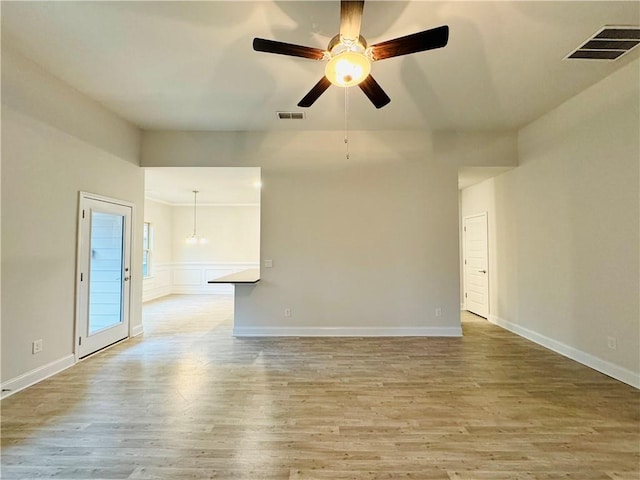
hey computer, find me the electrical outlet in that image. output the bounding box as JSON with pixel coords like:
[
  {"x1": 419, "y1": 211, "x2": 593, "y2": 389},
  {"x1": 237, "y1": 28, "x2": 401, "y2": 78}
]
[
  {"x1": 264, "y1": 259, "x2": 273, "y2": 268},
  {"x1": 284, "y1": 308, "x2": 291, "y2": 317},
  {"x1": 435, "y1": 308, "x2": 442, "y2": 317},
  {"x1": 32, "y1": 339, "x2": 43, "y2": 354},
  {"x1": 607, "y1": 337, "x2": 617, "y2": 350}
]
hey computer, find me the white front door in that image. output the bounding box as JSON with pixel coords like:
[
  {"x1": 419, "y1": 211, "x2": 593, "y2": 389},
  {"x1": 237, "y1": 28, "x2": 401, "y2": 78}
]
[
  {"x1": 463, "y1": 212, "x2": 489, "y2": 318},
  {"x1": 76, "y1": 193, "x2": 132, "y2": 358}
]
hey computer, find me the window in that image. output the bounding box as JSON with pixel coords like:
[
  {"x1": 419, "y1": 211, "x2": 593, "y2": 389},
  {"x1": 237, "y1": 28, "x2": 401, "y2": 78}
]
[{"x1": 143, "y1": 222, "x2": 151, "y2": 277}]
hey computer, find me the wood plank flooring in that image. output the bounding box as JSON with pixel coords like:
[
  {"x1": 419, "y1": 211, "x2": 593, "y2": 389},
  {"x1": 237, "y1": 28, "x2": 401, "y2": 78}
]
[{"x1": 2, "y1": 294, "x2": 638, "y2": 479}]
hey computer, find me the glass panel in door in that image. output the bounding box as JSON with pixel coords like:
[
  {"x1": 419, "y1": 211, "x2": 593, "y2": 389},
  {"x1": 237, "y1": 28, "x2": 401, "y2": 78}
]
[{"x1": 89, "y1": 211, "x2": 125, "y2": 334}]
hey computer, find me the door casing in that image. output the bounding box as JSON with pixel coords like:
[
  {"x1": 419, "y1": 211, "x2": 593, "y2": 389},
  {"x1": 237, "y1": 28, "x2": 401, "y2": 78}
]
[
  {"x1": 462, "y1": 212, "x2": 489, "y2": 318},
  {"x1": 75, "y1": 192, "x2": 135, "y2": 360}
]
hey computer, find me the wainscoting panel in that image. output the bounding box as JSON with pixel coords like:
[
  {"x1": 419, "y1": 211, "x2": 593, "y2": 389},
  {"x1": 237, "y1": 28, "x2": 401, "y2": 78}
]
[
  {"x1": 172, "y1": 268, "x2": 203, "y2": 288},
  {"x1": 143, "y1": 262, "x2": 258, "y2": 300},
  {"x1": 142, "y1": 264, "x2": 172, "y2": 302}
]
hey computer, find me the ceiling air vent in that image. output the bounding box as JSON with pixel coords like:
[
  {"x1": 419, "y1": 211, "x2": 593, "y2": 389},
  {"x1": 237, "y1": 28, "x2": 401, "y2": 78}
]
[
  {"x1": 566, "y1": 26, "x2": 640, "y2": 60},
  {"x1": 276, "y1": 111, "x2": 305, "y2": 120}
]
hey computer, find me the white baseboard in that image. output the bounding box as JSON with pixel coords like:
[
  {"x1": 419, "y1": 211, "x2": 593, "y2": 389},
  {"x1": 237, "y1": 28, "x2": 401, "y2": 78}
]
[
  {"x1": 142, "y1": 286, "x2": 172, "y2": 303},
  {"x1": 172, "y1": 285, "x2": 234, "y2": 295},
  {"x1": 1, "y1": 354, "x2": 76, "y2": 399},
  {"x1": 143, "y1": 262, "x2": 253, "y2": 301},
  {"x1": 234, "y1": 326, "x2": 462, "y2": 337},
  {"x1": 489, "y1": 314, "x2": 640, "y2": 389},
  {"x1": 131, "y1": 324, "x2": 144, "y2": 337}
]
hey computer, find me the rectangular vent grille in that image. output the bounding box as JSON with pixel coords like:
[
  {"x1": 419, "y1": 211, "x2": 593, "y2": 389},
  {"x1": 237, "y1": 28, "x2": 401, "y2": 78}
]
[
  {"x1": 277, "y1": 112, "x2": 305, "y2": 120},
  {"x1": 566, "y1": 26, "x2": 640, "y2": 61}
]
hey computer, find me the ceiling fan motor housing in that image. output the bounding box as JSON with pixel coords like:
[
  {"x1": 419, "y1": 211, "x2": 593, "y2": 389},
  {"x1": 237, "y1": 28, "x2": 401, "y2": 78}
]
[
  {"x1": 325, "y1": 35, "x2": 372, "y2": 86},
  {"x1": 327, "y1": 34, "x2": 369, "y2": 54}
]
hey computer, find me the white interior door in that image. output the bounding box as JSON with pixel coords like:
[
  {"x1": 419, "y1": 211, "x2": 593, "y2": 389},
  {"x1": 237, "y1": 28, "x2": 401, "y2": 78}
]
[
  {"x1": 463, "y1": 212, "x2": 489, "y2": 318},
  {"x1": 77, "y1": 193, "x2": 132, "y2": 358}
]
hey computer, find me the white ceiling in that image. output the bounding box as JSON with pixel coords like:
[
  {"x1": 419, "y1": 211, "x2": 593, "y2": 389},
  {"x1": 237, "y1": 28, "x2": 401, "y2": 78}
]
[
  {"x1": 458, "y1": 166, "x2": 514, "y2": 190},
  {"x1": 145, "y1": 167, "x2": 261, "y2": 205},
  {"x1": 2, "y1": 1, "x2": 638, "y2": 132}
]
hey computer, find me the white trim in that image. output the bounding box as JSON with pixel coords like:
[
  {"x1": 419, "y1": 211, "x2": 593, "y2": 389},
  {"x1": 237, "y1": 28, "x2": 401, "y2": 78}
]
[
  {"x1": 233, "y1": 326, "x2": 463, "y2": 337},
  {"x1": 80, "y1": 191, "x2": 135, "y2": 209},
  {"x1": 171, "y1": 261, "x2": 258, "y2": 267},
  {"x1": 128, "y1": 199, "x2": 137, "y2": 340},
  {"x1": 172, "y1": 285, "x2": 234, "y2": 295},
  {"x1": 176, "y1": 202, "x2": 260, "y2": 208},
  {"x1": 1, "y1": 354, "x2": 75, "y2": 399},
  {"x1": 145, "y1": 195, "x2": 259, "y2": 208},
  {"x1": 142, "y1": 263, "x2": 172, "y2": 302},
  {"x1": 144, "y1": 195, "x2": 173, "y2": 206},
  {"x1": 75, "y1": 192, "x2": 134, "y2": 359},
  {"x1": 131, "y1": 324, "x2": 144, "y2": 337},
  {"x1": 172, "y1": 267, "x2": 203, "y2": 286},
  {"x1": 462, "y1": 211, "x2": 489, "y2": 317},
  {"x1": 142, "y1": 261, "x2": 258, "y2": 300},
  {"x1": 142, "y1": 288, "x2": 172, "y2": 303},
  {"x1": 489, "y1": 314, "x2": 640, "y2": 389}
]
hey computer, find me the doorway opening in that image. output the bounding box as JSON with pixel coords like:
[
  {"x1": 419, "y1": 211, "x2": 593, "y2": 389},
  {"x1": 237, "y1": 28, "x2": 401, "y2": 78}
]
[
  {"x1": 458, "y1": 166, "x2": 513, "y2": 322},
  {"x1": 141, "y1": 167, "x2": 261, "y2": 330},
  {"x1": 462, "y1": 212, "x2": 489, "y2": 318}
]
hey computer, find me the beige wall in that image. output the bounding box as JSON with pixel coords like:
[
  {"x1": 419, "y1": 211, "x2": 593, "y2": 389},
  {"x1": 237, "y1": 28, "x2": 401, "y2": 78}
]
[
  {"x1": 143, "y1": 198, "x2": 260, "y2": 268},
  {"x1": 6, "y1": 20, "x2": 634, "y2": 390},
  {"x1": 235, "y1": 156, "x2": 461, "y2": 333},
  {"x1": 1, "y1": 48, "x2": 144, "y2": 384},
  {"x1": 172, "y1": 205, "x2": 260, "y2": 264},
  {"x1": 142, "y1": 130, "x2": 463, "y2": 334},
  {"x1": 1, "y1": 46, "x2": 140, "y2": 165},
  {"x1": 143, "y1": 198, "x2": 260, "y2": 301},
  {"x1": 461, "y1": 58, "x2": 640, "y2": 386},
  {"x1": 435, "y1": 131, "x2": 518, "y2": 167},
  {"x1": 144, "y1": 198, "x2": 173, "y2": 266}
]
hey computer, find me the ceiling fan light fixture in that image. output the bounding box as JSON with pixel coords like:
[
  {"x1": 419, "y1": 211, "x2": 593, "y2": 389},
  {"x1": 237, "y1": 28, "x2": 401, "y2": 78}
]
[{"x1": 325, "y1": 51, "x2": 371, "y2": 87}]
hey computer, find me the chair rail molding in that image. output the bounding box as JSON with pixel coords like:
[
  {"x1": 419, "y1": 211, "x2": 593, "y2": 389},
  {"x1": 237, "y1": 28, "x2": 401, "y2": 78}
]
[{"x1": 143, "y1": 261, "x2": 259, "y2": 301}]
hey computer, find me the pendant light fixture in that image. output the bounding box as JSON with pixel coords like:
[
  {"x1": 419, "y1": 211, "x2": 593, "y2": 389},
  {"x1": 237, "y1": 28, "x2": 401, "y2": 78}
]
[{"x1": 185, "y1": 190, "x2": 207, "y2": 245}]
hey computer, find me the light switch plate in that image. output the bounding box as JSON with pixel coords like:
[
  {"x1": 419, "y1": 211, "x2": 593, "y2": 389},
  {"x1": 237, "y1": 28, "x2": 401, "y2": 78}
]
[{"x1": 264, "y1": 259, "x2": 273, "y2": 268}]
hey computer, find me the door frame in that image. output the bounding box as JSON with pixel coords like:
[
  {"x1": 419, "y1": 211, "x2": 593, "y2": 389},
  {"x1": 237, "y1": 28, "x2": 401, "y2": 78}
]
[
  {"x1": 74, "y1": 191, "x2": 135, "y2": 361},
  {"x1": 462, "y1": 211, "x2": 489, "y2": 317}
]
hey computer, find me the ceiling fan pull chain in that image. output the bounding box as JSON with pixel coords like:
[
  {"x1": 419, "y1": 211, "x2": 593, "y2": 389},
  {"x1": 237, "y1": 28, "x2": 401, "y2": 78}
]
[{"x1": 344, "y1": 86, "x2": 350, "y2": 160}]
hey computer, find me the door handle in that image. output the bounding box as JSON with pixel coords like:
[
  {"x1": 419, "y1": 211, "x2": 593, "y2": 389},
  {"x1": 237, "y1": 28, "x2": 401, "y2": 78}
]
[{"x1": 478, "y1": 270, "x2": 487, "y2": 274}]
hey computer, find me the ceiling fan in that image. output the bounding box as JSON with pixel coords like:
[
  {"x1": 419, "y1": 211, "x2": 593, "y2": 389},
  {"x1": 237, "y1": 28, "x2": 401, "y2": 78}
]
[{"x1": 253, "y1": 0, "x2": 449, "y2": 109}]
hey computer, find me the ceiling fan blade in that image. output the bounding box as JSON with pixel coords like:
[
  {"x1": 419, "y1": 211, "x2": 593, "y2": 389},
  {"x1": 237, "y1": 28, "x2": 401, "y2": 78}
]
[
  {"x1": 253, "y1": 38, "x2": 325, "y2": 60},
  {"x1": 370, "y1": 25, "x2": 449, "y2": 61},
  {"x1": 358, "y1": 75, "x2": 391, "y2": 109},
  {"x1": 298, "y1": 76, "x2": 332, "y2": 107},
  {"x1": 340, "y1": 1, "x2": 365, "y2": 41}
]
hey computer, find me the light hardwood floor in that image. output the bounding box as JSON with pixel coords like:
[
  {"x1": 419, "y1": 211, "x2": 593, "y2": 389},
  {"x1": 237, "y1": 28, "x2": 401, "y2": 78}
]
[{"x1": 2, "y1": 295, "x2": 638, "y2": 479}]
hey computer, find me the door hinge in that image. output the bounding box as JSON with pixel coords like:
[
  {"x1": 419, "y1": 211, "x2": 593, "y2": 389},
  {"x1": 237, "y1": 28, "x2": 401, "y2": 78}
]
[
  {"x1": 80, "y1": 272, "x2": 84, "y2": 282},
  {"x1": 465, "y1": 292, "x2": 468, "y2": 298},
  {"x1": 82, "y1": 209, "x2": 85, "y2": 219},
  {"x1": 464, "y1": 226, "x2": 466, "y2": 232},
  {"x1": 464, "y1": 260, "x2": 467, "y2": 265},
  {"x1": 78, "y1": 336, "x2": 82, "y2": 346}
]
